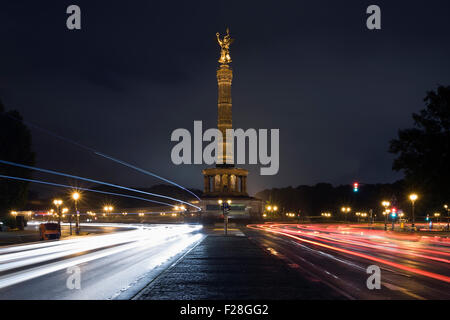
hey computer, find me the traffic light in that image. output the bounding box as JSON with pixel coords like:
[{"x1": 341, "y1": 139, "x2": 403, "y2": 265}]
[
  {"x1": 426, "y1": 214, "x2": 430, "y2": 221},
  {"x1": 391, "y1": 207, "x2": 397, "y2": 218},
  {"x1": 353, "y1": 182, "x2": 359, "y2": 192}
]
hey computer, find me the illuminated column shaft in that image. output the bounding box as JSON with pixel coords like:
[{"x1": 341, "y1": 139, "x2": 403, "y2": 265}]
[{"x1": 217, "y1": 64, "x2": 233, "y2": 165}]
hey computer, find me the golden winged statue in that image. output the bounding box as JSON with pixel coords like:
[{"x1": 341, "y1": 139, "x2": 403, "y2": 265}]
[{"x1": 216, "y1": 28, "x2": 234, "y2": 64}]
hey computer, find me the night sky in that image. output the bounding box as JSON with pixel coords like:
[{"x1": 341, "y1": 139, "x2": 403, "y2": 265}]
[{"x1": 1, "y1": 1, "x2": 449, "y2": 196}]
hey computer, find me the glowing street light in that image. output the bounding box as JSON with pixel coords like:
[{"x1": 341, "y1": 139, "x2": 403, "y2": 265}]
[
  {"x1": 341, "y1": 207, "x2": 351, "y2": 222},
  {"x1": 355, "y1": 212, "x2": 367, "y2": 222},
  {"x1": 266, "y1": 205, "x2": 278, "y2": 213},
  {"x1": 409, "y1": 193, "x2": 418, "y2": 230},
  {"x1": 53, "y1": 199, "x2": 63, "y2": 225},
  {"x1": 434, "y1": 212, "x2": 441, "y2": 224},
  {"x1": 381, "y1": 201, "x2": 391, "y2": 231},
  {"x1": 104, "y1": 206, "x2": 113, "y2": 214},
  {"x1": 71, "y1": 192, "x2": 81, "y2": 235},
  {"x1": 218, "y1": 199, "x2": 232, "y2": 235},
  {"x1": 381, "y1": 201, "x2": 390, "y2": 208},
  {"x1": 442, "y1": 204, "x2": 449, "y2": 231}
]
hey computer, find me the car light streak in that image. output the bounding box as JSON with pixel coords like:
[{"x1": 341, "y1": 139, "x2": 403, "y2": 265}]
[
  {"x1": 3, "y1": 114, "x2": 201, "y2": 201},
  {"x1": 0, "y1": 224, "x2": 202, "y2": 290},
  {"x1": 0, "y1": 160, "x2": 200, "y2": 210},
  {"x1": 248, "y1": 224, "x2": 450, "y2": 283}
]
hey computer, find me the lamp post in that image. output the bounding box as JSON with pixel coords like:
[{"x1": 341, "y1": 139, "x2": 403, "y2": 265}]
[
  {"x1": 104, "y1": 205, "x2": 113, "y2": 217},
  {"x1": 72, "y1": 192, "x2": 80, "y2": 235},
  {"x1": 266, "y1": 205, "x2": 272, "y2": 218},
  {"x1": 409, "y1": 193, "x2": 418, "y2": 230},
  {"x1": 382, "y1": 210, "x2": 387, "y2": 230},
  {"x1": 434, "y1": 212, "x2": 441, "y2": 225},
  {"x1": 180, "y1": 205, "x2": 186, "y2": 218},
  {"x1": 62, "y1": 208, "x2": 68, "y2": 219},
  {"x1": 321, "y1": 212, "x2": 332, "y2": 219},
  {"x1": 341, "y1": 207, "x2": 351, "y2": 223},
  {"x1": 219, "y1": 199, "x2": 231, "y2": 235},
  {"x1": 381, "y1": 201, "x2": 390, "y2": 231},
  {"x1": 265, "y1": 204, "x2": 278, "y2": 219},
  {"x1": 53, "y1": 199, "x2": 63, "y2": 226},
  {"x1": 444, "y1": 204, "x2": 449, "y2": 231}
]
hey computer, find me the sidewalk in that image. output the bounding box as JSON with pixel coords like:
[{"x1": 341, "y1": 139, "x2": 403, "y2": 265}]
[
  {"x1": 0, "y1": 230, "x2": 39, "y2": 245},
  {"x1": 134, "y1": 230, "x2": 343, "y2": 300}
]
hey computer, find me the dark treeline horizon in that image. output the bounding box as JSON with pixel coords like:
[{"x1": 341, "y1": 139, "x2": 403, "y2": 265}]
[{"x1": 255, "y1": 180, "x2": 441, "y2": 220}]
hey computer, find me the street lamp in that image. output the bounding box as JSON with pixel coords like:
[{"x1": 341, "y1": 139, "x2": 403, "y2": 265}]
[
  {"x1": 381, "y1": 201, "x2": 390, "y2": 231},
  {"x1": 434, "y1": 212, "x2": 441, "y2": 224},
  {"x1": 444, "y1": 204, "x2": 449, "y2": 231},
  {"x1": 218, "y1": 199, "x2": 231, "y2": 235},
  {"x1": 53, "y1": 199, "x2": 63, "y2": 226},
  {"x1": 265, "y1": 204, "x2": 278, "y2": 219},
  {"x1": 341, "y1": 207, "x2": 351, "y2": 222},
  {"x1": 409, "y1": 193, "x2": 418, "y2": 230},
  {"x1": 104, "y1": 206, "x2": 113, "y2": 214},
  {"x1": 382, "y1": 210, "x2": 388, "y2": 230},
  {"x1": 72, "y1": 192, "x2": 80, "y2": 235}
]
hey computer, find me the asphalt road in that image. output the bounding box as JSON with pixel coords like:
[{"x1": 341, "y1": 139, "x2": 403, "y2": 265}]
[
  {"x1": 0, "y1": 223, "x2": 204, "y2": 299},
  {"x1": 247, "y1": 223, "x2": 450, "y2": 299}
]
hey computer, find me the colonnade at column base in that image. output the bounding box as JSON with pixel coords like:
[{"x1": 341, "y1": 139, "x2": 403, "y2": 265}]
[{"x1": 202, "y1": 167, "x2": 249, "y2": 197}]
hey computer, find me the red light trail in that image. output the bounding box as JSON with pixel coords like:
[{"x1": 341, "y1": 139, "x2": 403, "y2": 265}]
[{"x1": 248, "y1": 224, "x2": 450, "y2": 283}]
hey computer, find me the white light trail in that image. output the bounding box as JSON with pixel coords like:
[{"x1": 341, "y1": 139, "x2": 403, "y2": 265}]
[{"x1": 0, "y1": 224, "x2": 202, "y2": 290}]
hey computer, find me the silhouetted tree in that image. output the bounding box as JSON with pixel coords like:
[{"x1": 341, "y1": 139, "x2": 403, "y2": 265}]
[
  {"x1": 0, "y1": 99, "x2": 35, "y2": 218},
  {"x1": 389, "y1": 85, "x2": 450, "y2": 208}
]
